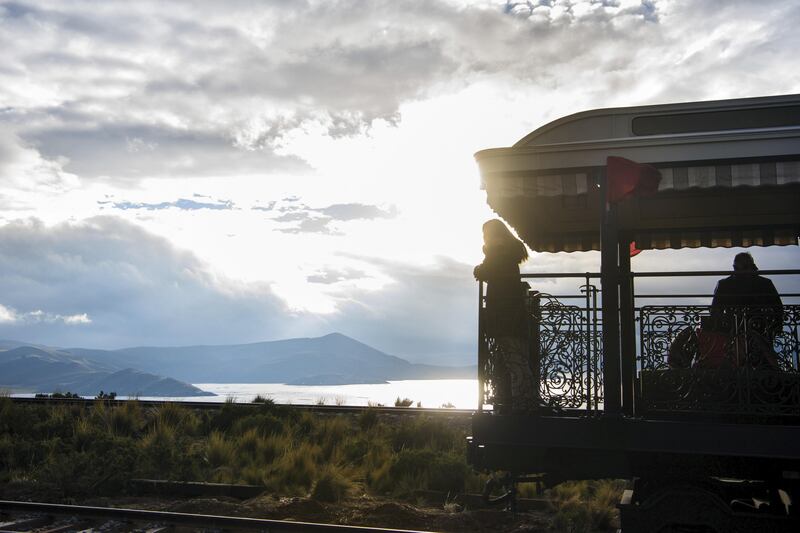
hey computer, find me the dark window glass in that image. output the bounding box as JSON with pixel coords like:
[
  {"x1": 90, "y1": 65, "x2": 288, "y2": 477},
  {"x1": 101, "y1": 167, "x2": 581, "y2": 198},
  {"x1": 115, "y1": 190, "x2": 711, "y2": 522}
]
[{"x1": 632, "y1": 105, "x2": 800, "y2": 136}]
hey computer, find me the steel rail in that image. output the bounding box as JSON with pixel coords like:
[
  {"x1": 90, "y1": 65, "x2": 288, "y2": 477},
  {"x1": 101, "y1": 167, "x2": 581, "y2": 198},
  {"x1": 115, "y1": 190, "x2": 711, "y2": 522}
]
[
  {"x1": 5, "y1": 397, "x2": 475, "y2": 416},
  {"x1": 519, "y1": 269, "x2": 800, "y2": 279},
  {"x1": 0, "y1": 500, "x2": 438, "y2": 533}
]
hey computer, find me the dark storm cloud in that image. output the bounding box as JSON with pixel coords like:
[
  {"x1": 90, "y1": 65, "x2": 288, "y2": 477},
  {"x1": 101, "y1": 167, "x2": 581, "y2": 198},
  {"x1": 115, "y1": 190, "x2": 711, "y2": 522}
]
[
  {"x1": 3, "y1": 0, "x2": 797, "y2": 189},
  {"x1": 0, "y1": 0, "x2": 693, "y2": 183},
  {"x1": 0, "y1": 216, "x2": 479, "y2": 361},
  {"x1": 21, "y1": 123, "x2": 309, "y2": 180},
  {"x1": 326, "y1": 256, "x2": 478, "y2": 364},
  {"x1": 0, "y1": 217, "x2": 314, "y2": 348},
  {"x1": 112, "y1": 198, "x2": 234, "y2": 211}
]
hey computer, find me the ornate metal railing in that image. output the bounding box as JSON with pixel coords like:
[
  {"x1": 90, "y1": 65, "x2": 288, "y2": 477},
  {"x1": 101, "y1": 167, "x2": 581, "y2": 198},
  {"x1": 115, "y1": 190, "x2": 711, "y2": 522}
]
[
  {"x1": 478, "y1": 270, "x2": 800, "y2": 418},
  {"x1": 479, "y1": 286, "x2": 603, "y2": 412},
  {"x1": 638, "y1": 304, "x2": 800, "y2": 419}
]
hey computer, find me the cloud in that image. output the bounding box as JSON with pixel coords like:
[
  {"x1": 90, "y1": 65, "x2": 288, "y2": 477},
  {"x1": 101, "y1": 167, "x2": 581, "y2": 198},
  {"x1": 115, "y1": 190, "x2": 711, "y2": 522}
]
[
  {"x1": 1, "y1": 0, "x2": 799, "y2": 362},
  {"x1": 251, "y1": 201, "x2": 277, "y2": 212},
  {"x1": 3, "y1": 0, "x2": 799, "y2": 188},
  {"x1": 0, "y1": 216, "x2": 314, "y2": 348},
  {"x1": 112, "y1": 198, "x2": 235, "y2": 211},
  {"x1": 275, "y1": 216, "x2": 342, "y2": 235},
  {"x1": 0, "y1": 303, "x2": 17, "y2": 323},
  {"x1": 0, "y1": 304, "x2": 92, "y2": 325},
  {"x1": 0, "y1": 215, "x2": 481, "y2": 361},
  {"x1": 319, "y1": 203, "x2": 397, "y2": 221},
  {"x1": 0, "y1": 130, "x2": 80, "y2": 201},
  {"x1": 272, "y1": 202, "x2": 397, "y2": 234},
  {"x1": 307, "y1": 267, "x2": 366, "y2": 285},
  {"x1": 323, "y1": 256, "x2": 479, "y2": 364}
]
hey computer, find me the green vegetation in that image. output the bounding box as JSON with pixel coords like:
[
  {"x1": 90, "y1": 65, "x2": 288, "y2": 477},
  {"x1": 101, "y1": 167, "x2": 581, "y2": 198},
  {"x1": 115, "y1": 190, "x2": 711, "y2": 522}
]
[
  {"x1": 0, "y1": 397, "x2": 623, "y2": 531},
  {"x1": 0, "y1": 397, "x2": 475, "y2": 500},
  {"x1": 394, "y1": 397, "x2": 413, "y2": 407},
  {"x1": 546, "y1": 480, "x2": 627, "y2": 532},
  {"x1": 34, "y1": 392, "x2": 82, "y2": 399}
]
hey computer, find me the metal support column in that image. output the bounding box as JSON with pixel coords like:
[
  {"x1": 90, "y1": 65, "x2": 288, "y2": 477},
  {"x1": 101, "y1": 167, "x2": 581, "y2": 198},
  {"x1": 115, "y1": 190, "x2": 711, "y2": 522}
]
[
  {"x1": 619, "y1": 236, "x2": 636, "y2": 416},
  {"x1": 600, "y1": 171, "x2": 622, "y2": 415}
]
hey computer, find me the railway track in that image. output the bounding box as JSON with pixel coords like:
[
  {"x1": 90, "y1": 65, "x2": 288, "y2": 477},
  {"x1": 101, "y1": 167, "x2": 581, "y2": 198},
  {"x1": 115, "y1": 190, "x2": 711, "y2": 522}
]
[
  {"x1": 0, "y1": 500, "x2": 439, "y2": 533},
  {"x1": 7, "y1": 397, "x2": 474, "y2": 417}
]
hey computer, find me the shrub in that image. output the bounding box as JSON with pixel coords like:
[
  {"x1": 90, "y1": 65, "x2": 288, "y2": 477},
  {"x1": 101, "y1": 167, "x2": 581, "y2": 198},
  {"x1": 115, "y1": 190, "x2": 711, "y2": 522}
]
[
  {"x1": 395, "y1": 397, "x2": 413, "y2": 407},
  {"x1": 553, "y1": 499, "x2": 593, "y2": 533},
  {"x1": 0, "y1": 397, "x2": 29, "y2": 435},
  {"x1": 33, "y1": 405, "x2": 74, "y2": 439},
  {"x1": 252, "y1": 395, "x2": 275, "y2": 405},
  {"x1": 314, "y1": 416, "x2": 349, "y2": 459},
  {"x1": 388, "y1": 449, "x2": 467, "y2": 494},
  {"x1": 235, "y1": 428, "x2": 262, "y2": 462},
  {"x1": 292, "y1": 411, "x2": 317, "y2": 438},
  {"x1": 341, "y1": 437, "x2": 369, "y2": 466},
  {"x1": 231, "y1": 413, "x2": 284, "y2": 437},
  {"x1": 588, "y1": 479, "x2": 625, "y2": 530},
  {"x1": 390, "y1": 417, "x2": 459, "y2": 452},
  {"x1": 266, "y1": 443, "x2": 319, "y2": 494},
  {"x1": 36, "y1": 436, "x2": 139, "y2": 497},
  {"x1": 424, "y1": 453, "x2": 468, "y2": 493},
  {"x1": 209, "y1": 402, "x2": 250, "y2": 433},
  {"x1": 205, "y1": 431, "x2": 235, "y2": 469},
  {"x1": 110, "y1": 401, "x2": 144, "y2": 437},
  {"x1": 139, "y1": 422, "x2": 179, "y2": 476},
  {"x1": 153, "y1": 403, "x2": 200, "y2": 435},
  {"x1": 547, "y1": 480, "x2": 624, "y2": 532},
  {"x1": 257, "y1": 433, "x2": 289, "y2": 465},
  {"x1": 358, "y1": 408, "x2": 379, "y2": 431},
  {"x1": 311, "y1": 466, "x2": 353, "y2": 502}
]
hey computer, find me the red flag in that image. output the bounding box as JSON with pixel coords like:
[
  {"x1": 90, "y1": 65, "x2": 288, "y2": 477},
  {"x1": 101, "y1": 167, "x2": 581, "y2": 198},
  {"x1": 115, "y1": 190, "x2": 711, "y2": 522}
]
[
  {"x1": 629, "y1": 241, "x2": 642, "y2": 257},
  {"x1": 606, "y1": 156, "x2": 662, "y2": 203}
]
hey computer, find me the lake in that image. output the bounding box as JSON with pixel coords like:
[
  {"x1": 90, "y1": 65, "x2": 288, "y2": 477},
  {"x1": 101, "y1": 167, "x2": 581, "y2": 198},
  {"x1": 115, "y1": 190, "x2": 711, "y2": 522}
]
[{"x1": 134, "y1": 379, "x2": 479, "y2": 409}]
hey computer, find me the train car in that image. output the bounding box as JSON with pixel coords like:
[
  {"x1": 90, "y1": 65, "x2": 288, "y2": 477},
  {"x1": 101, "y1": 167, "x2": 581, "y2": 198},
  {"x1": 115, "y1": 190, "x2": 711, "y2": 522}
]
[{"x1": 466, "y1": 94, "x2": 800, "y2": 532}]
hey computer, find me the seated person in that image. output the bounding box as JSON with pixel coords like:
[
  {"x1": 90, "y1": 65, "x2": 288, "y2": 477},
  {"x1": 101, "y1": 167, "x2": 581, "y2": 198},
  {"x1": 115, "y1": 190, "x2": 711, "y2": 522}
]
[
  {"x1": 668, "y1": 253, "x2": 783, "y2": 370},
  {"x1": 702, "y1": 252, "x2": 783, "y2": 368}
]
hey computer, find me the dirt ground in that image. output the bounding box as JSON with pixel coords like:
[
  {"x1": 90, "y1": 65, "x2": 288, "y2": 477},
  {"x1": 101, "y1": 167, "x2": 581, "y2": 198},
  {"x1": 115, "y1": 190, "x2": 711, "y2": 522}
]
[
  {"x1": 1, "y1": 479, "x2": 557, "y2": 532},
  {"x1": 80, "y1": 494, "x2": 555, "y2": 532}
]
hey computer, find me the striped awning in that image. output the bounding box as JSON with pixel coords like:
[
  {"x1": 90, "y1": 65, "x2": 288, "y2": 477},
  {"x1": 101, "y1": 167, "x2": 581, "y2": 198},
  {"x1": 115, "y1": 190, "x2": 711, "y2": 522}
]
[
  {"x1": 486, "y1": 160, "x2": 800, "y2": 199},
  {"x1": 484, "y1": 159, "x2": 800, "y2": 253}
]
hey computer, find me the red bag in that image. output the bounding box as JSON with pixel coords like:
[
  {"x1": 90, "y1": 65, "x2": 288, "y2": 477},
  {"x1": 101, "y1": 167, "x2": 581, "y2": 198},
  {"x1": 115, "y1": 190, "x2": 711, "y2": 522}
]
[{"x1": 694, "y1": 329, "x2": 733, "y2": 369}]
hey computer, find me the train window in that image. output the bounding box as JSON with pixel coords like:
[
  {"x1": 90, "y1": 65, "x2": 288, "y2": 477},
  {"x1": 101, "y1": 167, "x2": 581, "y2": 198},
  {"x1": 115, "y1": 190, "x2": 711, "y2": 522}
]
[{"x1": 632, "y1": 105, "x2": 800, "y2": 135}]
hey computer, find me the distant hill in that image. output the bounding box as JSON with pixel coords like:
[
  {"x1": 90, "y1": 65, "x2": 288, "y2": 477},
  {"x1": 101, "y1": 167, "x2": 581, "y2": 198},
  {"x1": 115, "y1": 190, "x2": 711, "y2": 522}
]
[
  {"x1": 0, "y1": 345, "x2": 212, "y2": 397},
  {"x1": 65, "y1": 333, "x2": 476, "y2": 385}
]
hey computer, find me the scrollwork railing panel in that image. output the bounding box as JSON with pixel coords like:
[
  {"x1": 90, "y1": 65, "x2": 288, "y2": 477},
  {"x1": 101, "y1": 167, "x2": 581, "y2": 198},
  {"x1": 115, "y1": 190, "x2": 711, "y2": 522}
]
[
  {"x1": 638, "y1": 304, "x2": 800, "y2": 418},
  {"x1": 480, "y1": 291, "x2": 602, "y2": 411}
]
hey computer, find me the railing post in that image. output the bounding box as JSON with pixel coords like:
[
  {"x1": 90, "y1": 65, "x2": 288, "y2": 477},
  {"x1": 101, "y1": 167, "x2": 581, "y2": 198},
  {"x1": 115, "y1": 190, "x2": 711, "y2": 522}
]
[
  {"x1": 529, "y1": 290, "x2": 542, "y2": 406},
  {"x1": 584, "y1": 273, "x2": 593, "y2": 413},
  {"x1": 600, "y1": 170, "x2": 622, "y2": 415},
  {"x1": 478, "y1": 281, "x2": 485, "y2": 412},
  {"x1": 592, "y1": 284, "x2": 600, "y2": 412},
  {"x1": 619, "y1": 237, "x2": 636, "y2": 417}
]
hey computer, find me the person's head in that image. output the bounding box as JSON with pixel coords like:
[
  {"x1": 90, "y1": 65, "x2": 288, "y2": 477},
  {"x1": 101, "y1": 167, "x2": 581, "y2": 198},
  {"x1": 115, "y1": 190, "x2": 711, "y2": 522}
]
[
  {"x1": 733, "y1": 252, "x2": 758, "y2": 273},
  {"x1": 482, "y1": 219, "x2": 529, "y2": 264}
]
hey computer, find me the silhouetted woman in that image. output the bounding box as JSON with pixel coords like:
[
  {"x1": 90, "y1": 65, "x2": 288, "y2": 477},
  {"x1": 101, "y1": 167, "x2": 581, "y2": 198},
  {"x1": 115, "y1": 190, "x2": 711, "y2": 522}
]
[{"x1": 474, "y1": 219, "x2": 537, "y2": 412}]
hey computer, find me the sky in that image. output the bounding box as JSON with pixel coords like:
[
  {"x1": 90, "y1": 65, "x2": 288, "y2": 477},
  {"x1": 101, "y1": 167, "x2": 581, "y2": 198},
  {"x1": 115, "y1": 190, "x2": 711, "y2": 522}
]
[{"x1": 0, "y1": 0, "x2": 799, "y2": 364}]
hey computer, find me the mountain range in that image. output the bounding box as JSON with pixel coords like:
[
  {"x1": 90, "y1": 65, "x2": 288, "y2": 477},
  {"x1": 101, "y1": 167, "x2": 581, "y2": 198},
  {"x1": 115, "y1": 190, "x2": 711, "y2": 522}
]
[
  {"x1": 0, "y1": 345, "x2": 210, "y2": 396},
  {"x1": 0, "y1": 333, "x2": 475, "y2": 396}
]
